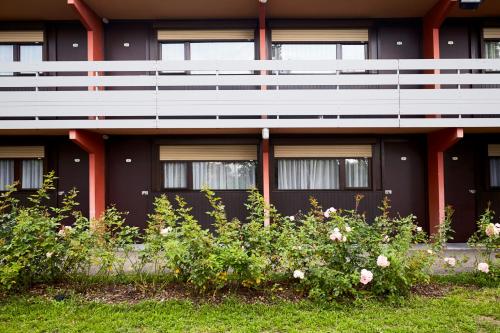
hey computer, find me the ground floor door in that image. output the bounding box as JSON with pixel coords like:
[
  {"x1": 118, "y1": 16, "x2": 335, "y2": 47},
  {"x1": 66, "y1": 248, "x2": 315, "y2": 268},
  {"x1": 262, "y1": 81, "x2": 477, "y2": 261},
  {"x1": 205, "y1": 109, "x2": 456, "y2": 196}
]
[
  {"x1": 382, "y1": 139, "x2": 427, "y2": 231},
  {"x1": 445, "y1": 141, "x2": 477, "y2": 243}
]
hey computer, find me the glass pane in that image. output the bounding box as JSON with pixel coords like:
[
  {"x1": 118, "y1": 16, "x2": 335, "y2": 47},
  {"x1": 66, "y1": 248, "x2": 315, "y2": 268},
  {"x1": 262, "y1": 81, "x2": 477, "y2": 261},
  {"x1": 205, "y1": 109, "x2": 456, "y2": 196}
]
[
  {"x1": 161, "y1": 43, "x2": 185, "y2": 60},
  {"x1": 20, "y1": 45, "x2": 43, "y2": 62},
  {"x1": 0, "y1": 45, "x2": 14, "y2": 76},
  {"x1": 277, "y1": 159, "x2": 340, "y2": 190},
  {"x1": 190, "y1": 42, "x2": 254, "y2": 61},
  {"x1": 345, "y1": 158, "x2": 369, "y2": 188},
  {"x1": 341, "y1": 44, "x2": 366, "y2": 60},
  {"x1": 485, "y1": 41, "x2": 500, "y2": 59},
  {"x1": 190, "y1": 42, "x2": 254, "y2": 74},
  {"x1": 192, "y1": 161, "x2": 256, "y2": 190},
  {"x1": 21, "y1": 159, "x2": 43, "y2": 189},
  {"x1": 163, "y1": 162, "x2": 187, "y2": 189},
  {"x1": 272, "y1": 44, "x2": 337, "y2": 60},
  {"x1": 0, "y1": 160, "x2": 15, "y2": 191},
  {"x1": 490, "y1": 158, "x2": 500, "y2": 187}
]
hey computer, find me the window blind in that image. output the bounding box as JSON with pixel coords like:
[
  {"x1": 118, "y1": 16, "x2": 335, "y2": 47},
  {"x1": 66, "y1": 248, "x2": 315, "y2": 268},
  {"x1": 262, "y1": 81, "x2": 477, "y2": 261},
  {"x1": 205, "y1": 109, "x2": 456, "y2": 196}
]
[
  {"x1": 160, "y1": 145, "x2": 257, "y2": 161},
  {"x1": 0, "y1": 30, "x2": 43, "y2": 43},
  {"x1": 274, "y1": 145, "x2": 372, "y2": 158},
  {"x1": 0, "y1": 146, "x2": 44, "y2": 158},
  {"x1": 157, "y1": 29, "x2": 255, "y2": 41},
  {"x1": 271, "y1": 29, "x2": 369, "y2": 42}
]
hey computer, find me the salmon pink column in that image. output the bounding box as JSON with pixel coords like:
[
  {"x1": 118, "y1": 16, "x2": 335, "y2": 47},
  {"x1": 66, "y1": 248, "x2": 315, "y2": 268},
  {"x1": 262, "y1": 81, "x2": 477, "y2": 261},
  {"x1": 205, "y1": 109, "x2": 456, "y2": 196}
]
[
  {"x1": 259, "y1": 1, "x2": 271, "y2": 225},
  {"x1": 427, "y1": 128, "x2": 463, "y2": 235},
  {"x1": 67, "y1": 0, "x2": 104, "y2": 61},
  {"x1": 69, "y1": 130, "x2": 105, "y2": 219}
]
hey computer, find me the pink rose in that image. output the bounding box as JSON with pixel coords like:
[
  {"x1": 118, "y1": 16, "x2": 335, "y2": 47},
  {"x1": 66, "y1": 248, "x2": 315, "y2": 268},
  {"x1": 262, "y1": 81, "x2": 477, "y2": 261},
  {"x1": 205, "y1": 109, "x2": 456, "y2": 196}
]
[
  {"x1": 376, "y1": 255, "x2": 390, "y2": 268},
  {"x1": 477, "y1": 262, "x2": 489, "y2": 273},
  {"x1": 360, "y1": 269, "x2": 373, "y2": 285}
]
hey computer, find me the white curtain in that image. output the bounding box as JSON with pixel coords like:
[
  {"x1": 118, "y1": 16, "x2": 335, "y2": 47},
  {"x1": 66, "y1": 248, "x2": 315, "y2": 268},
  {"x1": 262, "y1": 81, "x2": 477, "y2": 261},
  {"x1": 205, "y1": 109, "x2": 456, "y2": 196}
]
[
  {"x1": 21, "y1": 159, "x2": 43, "y2": 189},
  {"x1": 20, "y1": 45, "x2": 43, "y2": 62},
  {"x1": 192, "y1": 161, "x2": 255, "y2": 190},
  {"x1": 490, "y1": 158, "x2": 500, "y2": 187},
  {"x1": 163, "y1": 162, "x2": 187, "y2": 188},
  {"x1": 0, "y1": 160, "x2": 14, "y2": 191},
  {"x1": 278, "y1": 159, "x2": 339, "y2": 190},
  {"x1": 0, "y1": 45, "x2": 13, "y2": 76},
  {"x1": 345, "y1": 158, "x2": 369, "y2": 188},
  {"x1": 485, "y1": 41, "x2": 500, "y2": 59}
]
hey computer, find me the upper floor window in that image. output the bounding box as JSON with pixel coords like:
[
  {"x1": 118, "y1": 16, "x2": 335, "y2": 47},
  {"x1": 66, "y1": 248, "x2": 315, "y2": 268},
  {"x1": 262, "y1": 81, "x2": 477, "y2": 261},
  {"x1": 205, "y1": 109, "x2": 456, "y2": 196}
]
[
  {"x1": 271, "y1": 29, "x2": 368, "y2": 61},
  {"x1": 274, "y1": 145, "x2": 372, "y2": 190},
  {"x1": 160, "y1": 145, "x2": 257, "y2": 190},
  {"x1": 485, "y1": 40, "x2": 500, "y2": 59},
  {"x1": 158, "y1": 29, "x2": 255, "y2": 61},
  {"x1": 483, "y1": 28, "x2": 500, "y2": 59}
]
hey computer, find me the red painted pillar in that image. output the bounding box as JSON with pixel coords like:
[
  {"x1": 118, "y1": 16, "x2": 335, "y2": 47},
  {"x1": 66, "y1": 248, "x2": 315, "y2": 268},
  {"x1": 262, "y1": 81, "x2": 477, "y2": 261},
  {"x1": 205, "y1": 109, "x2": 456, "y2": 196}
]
[
  {"x1": 69, "y1": 130, "x2": 106, "y2": 219},
  {"x1": 427, "y1": 128, "x2": 463, "y2": 234},
  {"x1": 259, "y1": 1, "x2": 271, "y2": 225},
  {"x1": 67, "y1": 0, "x2": 104, "y2": 61}
]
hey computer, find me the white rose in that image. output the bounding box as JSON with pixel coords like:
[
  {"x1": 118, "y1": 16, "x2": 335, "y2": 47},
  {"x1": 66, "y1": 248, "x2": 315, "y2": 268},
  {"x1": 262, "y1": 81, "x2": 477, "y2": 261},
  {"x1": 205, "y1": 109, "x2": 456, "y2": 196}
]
[
  {"x1": 376, "y1": 255, "x2": 390, "y2": 268},
  {"x1": 293, "y1": 270, "x2": 305, "y2": 280}
]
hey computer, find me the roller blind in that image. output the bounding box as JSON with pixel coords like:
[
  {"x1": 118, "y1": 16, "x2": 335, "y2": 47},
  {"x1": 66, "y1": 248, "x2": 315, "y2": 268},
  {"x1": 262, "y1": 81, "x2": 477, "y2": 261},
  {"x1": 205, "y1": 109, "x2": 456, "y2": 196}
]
[
  {"x1": 160, "y1": 145, "x2": 257, "y2": 161},
  {"x1": 488, "y1": 144, "x2": 500, "y2": 157},
  {"x1": 0, "y1": 146, "x2": 44, "y2": 158},
  {"x1": 272, "y1": 29, "x2": 369, "y2": 43},
  {"x1": 158, "y1": 29, "x2": 255, "y2": 41},
  {"x1": 274, "y1": 145, "x2": 372, "y2": 158},
  {"x1": 483, "y1": 28, "x2": 500, "y2": 39},
  {"x1": 0, "y1": 31, "x2": 43, "y2": 43}
]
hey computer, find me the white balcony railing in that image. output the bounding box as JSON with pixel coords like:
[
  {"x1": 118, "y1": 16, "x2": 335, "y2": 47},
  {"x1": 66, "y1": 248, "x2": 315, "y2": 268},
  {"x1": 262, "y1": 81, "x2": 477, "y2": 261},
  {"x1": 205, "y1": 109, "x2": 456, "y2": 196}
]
[{"x1": 1, "y1": 59, "x2": 500, "y2": 129}]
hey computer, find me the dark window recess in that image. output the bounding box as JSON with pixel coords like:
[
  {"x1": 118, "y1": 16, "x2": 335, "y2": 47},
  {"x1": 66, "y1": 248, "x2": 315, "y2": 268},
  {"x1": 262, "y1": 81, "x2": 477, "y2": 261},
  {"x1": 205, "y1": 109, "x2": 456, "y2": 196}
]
[
  {"x1": 162, "y1": 161, "x2": 257, "y2": 190},
  {"x1": 276, "y1": 158, "x2": 371, "y2": 190},
  {"x1": 0, "y1": 159, "x2": 44, "y2": 191}
]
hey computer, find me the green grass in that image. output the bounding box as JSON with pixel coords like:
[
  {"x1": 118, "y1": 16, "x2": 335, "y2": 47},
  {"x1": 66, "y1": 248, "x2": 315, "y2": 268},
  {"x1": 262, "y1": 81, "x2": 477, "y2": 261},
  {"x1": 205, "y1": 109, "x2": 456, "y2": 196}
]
[{"x1": 0, "y1": 286, "x2": 499, "y2": 333}]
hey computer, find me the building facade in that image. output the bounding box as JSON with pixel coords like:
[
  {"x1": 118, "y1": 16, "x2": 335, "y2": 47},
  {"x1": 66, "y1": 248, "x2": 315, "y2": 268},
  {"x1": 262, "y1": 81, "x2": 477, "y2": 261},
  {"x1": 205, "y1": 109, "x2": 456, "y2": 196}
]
[{"x1": 1, "y1": 0, "x2": 500, "y2": 241}]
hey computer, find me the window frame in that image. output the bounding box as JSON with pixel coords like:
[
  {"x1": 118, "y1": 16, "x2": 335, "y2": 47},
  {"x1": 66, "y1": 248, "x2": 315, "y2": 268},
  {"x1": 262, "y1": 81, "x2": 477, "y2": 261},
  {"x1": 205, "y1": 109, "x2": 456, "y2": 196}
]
[
  {"x1": 274, "y1": 157, "x2": 372, "y2": 191},
  {"x1": 270, "y1": 41, "x2": 368, "y2": 61},
  {"x1": 0, "y1": 42, "x2": 44, "y2": 76},
  {"x1": 0, "y1": 157, "x2": 45, "y2": 192},
  {"x1": 161, "y1": 159, "x2": 258, "y2": 191}
]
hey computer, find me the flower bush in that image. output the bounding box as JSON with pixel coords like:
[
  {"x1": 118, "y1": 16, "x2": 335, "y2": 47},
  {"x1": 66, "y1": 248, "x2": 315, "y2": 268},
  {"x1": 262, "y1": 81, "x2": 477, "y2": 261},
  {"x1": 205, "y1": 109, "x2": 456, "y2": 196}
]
[{"x1": 0, "y1": 172, "x2": 496, "y2": 301}]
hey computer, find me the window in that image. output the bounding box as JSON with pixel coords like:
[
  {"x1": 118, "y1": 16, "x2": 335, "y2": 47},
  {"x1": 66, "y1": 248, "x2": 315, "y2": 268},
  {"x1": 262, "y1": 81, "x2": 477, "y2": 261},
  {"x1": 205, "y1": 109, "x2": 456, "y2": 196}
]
[
  {"x1": 162, "y1": 161, "x2": 256, "y2": 190},
  {"x1": 278, "y1": 159, "x2": 340, "y2": 190},
  {"x1": 160, "y1": 41, "x2": 255, "y2": 74},
  {"x1": 275, "y1": 145, "x2": 372, "y2": 190},
  {"x1": 160, "y1": 145, "x2": 257, "y2": 191},
  {"x1": 489, "y1": 157, "x2": 500, "y2": 187},
  {"x1": 0, "y1": 159, "x2": 43, "y2": 191},
  {"x1": 485, "y1": 40, "x2": 500, "y2": 59},
  {"x1": 0, "y1": 43, "x2": 43, "y2": 75},
  {"x1": 345, "y1": 158, "x2": 369, "y2": 188},
  {"x1": 0, "y1": 160, "x2": 14, "y2": 191}
]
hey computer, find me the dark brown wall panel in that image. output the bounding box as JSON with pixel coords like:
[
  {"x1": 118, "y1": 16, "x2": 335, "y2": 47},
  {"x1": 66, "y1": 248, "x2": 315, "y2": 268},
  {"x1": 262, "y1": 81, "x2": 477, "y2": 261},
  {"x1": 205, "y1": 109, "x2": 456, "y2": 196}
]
[
  {"x1": 55, "y1": 23, "x2": 87, "y2": 61},
  {"x1": 57, "y1": 140, "x2": 89, "y2": 217},
  {"x1": 377, "y1": 22, "x2": 421, "y2": 59},
  {"x1": 382, "y1": 137, "x2": 427, "y2": 231},
  {"x1": 105, "y1": 22, "x2": 151, "y2": 60},
  {"x1": 444, "y1": 141, "x2": 477, "y2": 242},
  {"x1": 157, "y1": 191, "x2": 250, "y2": 230},
  {"x1": 440, "y1": 23, "x2": 471, "y2": 59},
  {"x1": 272, "y1": 190, "x2": 384, "y2": 222},
  {"x1": 106, "y1": 137, "x2": 152, "y2": 229}
]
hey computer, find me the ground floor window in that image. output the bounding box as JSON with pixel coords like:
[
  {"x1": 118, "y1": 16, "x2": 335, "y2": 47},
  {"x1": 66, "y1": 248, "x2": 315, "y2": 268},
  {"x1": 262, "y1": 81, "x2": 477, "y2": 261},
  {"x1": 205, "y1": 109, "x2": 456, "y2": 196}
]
[
  {"x1": 488, "y1": 144, "x2": 500, "y2": 188},
  {"x1": 0, "y1": 158, "x2": 43, "y2": 191},
  {"x1": 277, "y1": 159, "x2": 340, "y2": 190},
  {"x1": 160, "y1": 145, "x2": 258, "y2": 191},
  {"x1": 274, "y1": 145, "x2": 372, "y2": 191},
  {"x1": 163, "y1": 161, "x2": 256, "y2": 190},
  {"x1": 489, "y1": 157, "x2": 500, "y2": 187}
]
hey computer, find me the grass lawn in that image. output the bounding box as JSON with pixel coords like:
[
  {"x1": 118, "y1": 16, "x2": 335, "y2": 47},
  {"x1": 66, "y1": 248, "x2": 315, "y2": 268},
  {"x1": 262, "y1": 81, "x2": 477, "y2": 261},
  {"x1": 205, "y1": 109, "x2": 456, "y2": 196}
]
[{"x1": 0, "y1": 284, "x2": 499, "y2": 333}]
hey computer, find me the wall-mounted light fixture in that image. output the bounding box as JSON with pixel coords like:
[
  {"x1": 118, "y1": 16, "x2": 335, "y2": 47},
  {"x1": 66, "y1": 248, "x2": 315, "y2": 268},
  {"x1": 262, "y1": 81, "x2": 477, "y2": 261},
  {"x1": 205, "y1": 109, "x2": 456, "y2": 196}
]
[
  {"x1": 396, "y1": 41, "x2": 403, "y2": 46},
  {"x1": 452, "y1": 156, "x2": 459, "y2": 161},
  {"x1": 102, "y1": 17, "x2": 109, "y2": 24},
  {"x1": 459, "y1": 0, "x2": 483, "y2": 10},
  {"x1": 262, "y1": 128, "x2": 270, "y2": 140},
  {"x1": 74, "y1": 158, "x2": 81, "y2": 163},
  {"x1": 125, "y1": 158, "x2": 132, "y2": 163},
  {"x1": 72, "y1": 43, "x2": 79, "y2": 48},
  {"x1": 401, "y1": 156, "x2": 407, "y2": 161},
  {"x1": 123, "y1": 42, "x2": 130, "y2": 47},
  {"x1": 447, "y1": 40, "x2": 454, "y2": 45},
  {"x1": 259, "y1": 0, "x2": 268, "y2": 3}
]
